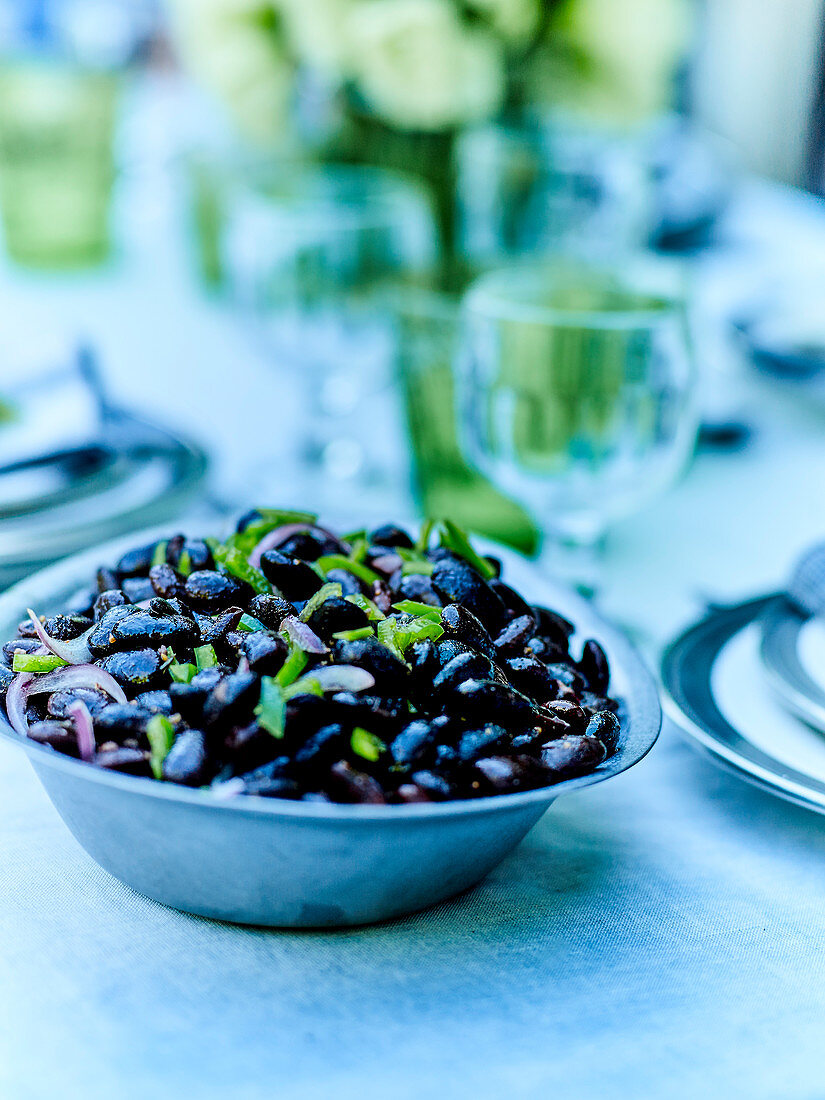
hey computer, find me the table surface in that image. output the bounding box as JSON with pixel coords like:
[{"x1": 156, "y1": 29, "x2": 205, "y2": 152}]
[{"x1": 3, "y1": 94, "x2": 825, "y2": 1099}]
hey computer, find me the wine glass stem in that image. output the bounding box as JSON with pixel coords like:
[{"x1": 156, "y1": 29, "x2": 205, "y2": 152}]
[{"x1": 537, "y1": 526, "x2": 606, "y2": 600}]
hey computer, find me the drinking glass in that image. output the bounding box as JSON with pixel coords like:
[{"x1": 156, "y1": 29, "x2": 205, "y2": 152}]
[
  {"x1": 460, "y1": 257, "x2": 697, "y2": 592},
  {"x1": 223, "y1": 161, "x2": 436, "y2": 507}
]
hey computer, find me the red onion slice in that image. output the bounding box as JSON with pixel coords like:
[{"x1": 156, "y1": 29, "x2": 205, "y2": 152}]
[
  {"x1": 280, "y1": 615, "x2": 328, "y2": 655},
  {"x1": 307, "y1": 666, "x2": 375, "y2": 693},
  {"x1": 5, "y1": 673, "x2": 33, "y2": 736},
  {"x1": 26, "y1": 664, "x2": 127, "y2": 705},
  {"x1": 67, "y1": 699, "x2": 95, "y2": 763},
  {"x1": 248, "y1": 523, "x2": 341, "y2": 569},
  {"x1": 26, "y1": 608, "x2": 92, "y2": 665}
]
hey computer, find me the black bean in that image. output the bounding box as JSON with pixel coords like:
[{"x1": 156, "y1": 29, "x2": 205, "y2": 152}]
[
  {"x1": 93, "y1": 589, "x2": 129, "y2": 621},
  {"x1": 43, "y1": 614, "x2": 92, "y2": 641},
  {"x1": 169, "y1": 538, "x2": 213, "y2": 572},
  {"x1": 241, "y1": 630, "x2": 287, "y2": 675},
  {"x1": 545, "y1": 662, "x2": 587, "y2": 693},
  {"x1": 184, "y1": 569, "x2": 251, "y2": 613},
  {"x1": 0, "y1": 666, "x2": 16, "y2": 697},
  {"x1": 294, "y1": 723, "x2": 347, "y2": 769},
  {"x1": 276, "y1": 531, "x2": 327, "y2": 561},
  {"x1": 162, "y1": 729, "x2": 210, "y2": 786},
  {"x1": 394, "y1": 573, "x2": 442, "y2": 605},
  {"x1": 332, "y1": 637, "x2": 409, "y2": 696},
  {"x1": 504, "y1": 657, "x2": 557, "y2": 702},
  {"x1": 16, "y1": 617, "x2": 38, "y2": 638},
  {"x1": 493, "y1": 615, "x2": 536, "y2": 655},
  {"x1": 456, "y1": 724, "x2": 510, "y2": 761},
  {"x1": 440, "y1": 603, "x2": 497, "y2": 660},
  {"x1": 409, "y1": 770, "x2": 452, "y2": 800},
  {"x1": 540, "y1": 735, "x2": 606, "y2": 778},
  {"x1": 202, "y1": 671, "x2": 259, "y2": 731},
  {"x1": 327, "y1": 760, "x2": 386, "y2": 803},
  {"x1": 47, "y1": 688, "x2": 109, "y2": 719},
  {"x1": 433, "y1": 652, "x2": 496, "y2": 696},
  {"x1": 149, "y1": 563, "x2": 182, "y2": 601},
  {"x1": 99, "y1": 649, "x2": 163, "y2": 694},
  {"x1": 2, "y1": 638, "x2": 40, "y2": 665},
  {"x1": 533, "y1": 606, "x2": 574, "y2": 648},
  {"x1": 585, "y1": 710, "x2": 620, "y2": 754},
  {"x1": 324, "y1": 568, "x2": 365, "y2": 597},
  {"x1": 452, "y1": 679, "x2": 534, "y2": 726},
  {"x1": 122, "y1": 577, "x2": 155, "y2": 604},
  {"x1": 110, "y1": 611, "x2": 198, "y2": 651},
  {"x1": 259, "y1": 551, "x2": 322, "y2": 601},
  {"x1": 432, "y1": 559, "x2": 507, "y2": 633},
  {"x1": 95, "y1": 703, "x2": 152, "y2": 737},
  {"x1": 96, "y1": 566, "x2": 119, "y2": 593},
  {"x1": 306, "y1": 597, "x2": 369, "y2": 638},
  {"x1": 369, "y1": 524, "x2": 414, "y2": 549},
  {"x1": 248, "y1": 593, "x2": 296, "y2": 630},
  {"x1": 579, "y1": 639, "x2": 610, "y2": 695},
  {"x1": 115, "y1": 542, "x2": 156, "y2": 577},
  {"x1": 27, "y1": 720, "x2": 79, "y2": 757},
  {"x1": 489, "y1": 579, "x2": 534, "y2": 622},
  {"x1": 133, "y1": 690, "x2": 173, "y2": 715},
  {"x1": 94, "y1": 746, "x2": 152, "y2": 776},
  {"x1": 390, "y1": 720, "x2": 435, "y2": 767},
  {"x1": 474, "y1": 755, "x2": 539, "y2": 793}
]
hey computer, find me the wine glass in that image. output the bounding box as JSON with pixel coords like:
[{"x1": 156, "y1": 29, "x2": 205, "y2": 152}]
[
  {"x1": 459, "y1": 255, "x2": 698, "y2": 594},
  {"x1": 222, "y1": 161, "x2": 436, "y2": 509}
]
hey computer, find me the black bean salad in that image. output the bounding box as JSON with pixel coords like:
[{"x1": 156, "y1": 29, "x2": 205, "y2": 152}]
[{"x1": 0, "y1": 510, "x2": 621, "y2": 803}]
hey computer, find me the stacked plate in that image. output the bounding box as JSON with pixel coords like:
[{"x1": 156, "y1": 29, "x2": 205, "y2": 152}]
[
  {"x1": 0, "y1": 350, "x2": 208, "y2": 588},
  {"x1": 663, "y1": 590, "x2": 825, "y2": 813}
]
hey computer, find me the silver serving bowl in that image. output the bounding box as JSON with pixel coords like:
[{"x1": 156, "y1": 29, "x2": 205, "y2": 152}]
[{"x1": 0, "y1": 526, "x2": 660, "y2": 927}]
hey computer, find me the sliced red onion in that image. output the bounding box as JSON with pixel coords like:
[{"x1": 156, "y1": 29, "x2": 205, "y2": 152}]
[
  {"x1": 26, "y1": 664, "x2": 127, "y2": 705},
  {"x1": 370, "y1": 553, "x2": 404, "y2": 577},
  {"x1": 309, "y1": 665, "x2": 375, "y2": 693},
  {"x1": 248, "y1": 523, "x2": 340, "y2": 568},
  {"x1": 5, "y1": 673, "x2": 33, "y2": 736},
  {"x1": 211, "y1": 777, "x2": 245, "y2": 800},
  {"x1": 67, "y1": 699, "x2": 95, "y2": 763},
  {"x1": 281, "y1": 615, "x2": 328, "y2": 655},
  {"x1": 26, "y1": 608, "x2": 92, "y2": 665}
]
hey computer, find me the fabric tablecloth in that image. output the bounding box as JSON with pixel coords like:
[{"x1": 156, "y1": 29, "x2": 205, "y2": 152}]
[{"x1": 3, "y1": 85, "x2": 825, "y2": 1098}]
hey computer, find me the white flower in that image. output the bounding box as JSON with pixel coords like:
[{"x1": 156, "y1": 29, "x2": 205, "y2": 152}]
[
  {"x1": 555, "y1": 0, "x2": 692, "y2": 122},
  {"x1": 465, "y1": 0, "x2": 541, "y2": 45},
  {"x1": 347, "y1": 0, "x2": 505, "y2": 131},
  {"x1": 277, "y1": 0, "x2": 355, "y2": 79},
  {"x1": 166, "y1": 0, "x2": 293, "y2": 143}
]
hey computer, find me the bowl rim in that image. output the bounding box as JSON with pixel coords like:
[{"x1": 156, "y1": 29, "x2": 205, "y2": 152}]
[{"x1": 0, "y1": 521, "x2": 661, "y2": 822}]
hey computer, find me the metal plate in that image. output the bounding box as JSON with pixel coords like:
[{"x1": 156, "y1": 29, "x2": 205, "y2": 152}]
[
  {"x1": 760, "y1": 598, "x2": 825, "y2": 733},
  {"x1": 662, "y1": 595, "x2": 825, "y2": 814},
  {"x1": 0, "y1": 526, "x2": 661, "y2": 926}
]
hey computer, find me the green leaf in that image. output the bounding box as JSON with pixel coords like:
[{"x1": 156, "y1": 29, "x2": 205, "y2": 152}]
[
  {"x1": 376, "y1": 618, "x2": 404, "y2": 660},
  {"x1": 228, "y1": 509, "x2": 318, "y2": 557},
  {"x1": 178, "y1": 548, "x2": 193, "y2": 577},
  {"x1": 341, "y1": 527, "x2": 366, "y2": 544},
  {"x1": 332, "y1": 626, "x2": 374, "y2": 641},
  {"x1": 391, "y1": 600, "x2": 442, "y2": 621},
  {"x1": 212, "y1": 546, "x2": 273, "y2": 595},
  {"x1": 194, "y1": 644, "x2": 218, "y2": 670},
  {"x1": 147, "y1": 714, "x2": 176, "y2": 779},
  {"x1": 400, "y1": 560, "x2": 434, "y2": 576},
  {"x1": 151, "y1": 540, "x2": 168, "y2": 568},
  {"x1": 349, "y1": 538, "x2": 369, "y2": 565},
  {"x1": 254, "y1": 677, "x2": 286, "y2": 738},
  {"x1": 282, "y1": 675, "x2": 324, "y2": 701},
  {"x1": 12, "y1": 651, "x2": 67, "y2": 674},
  {"x1": 378, "y1": 615, "x2": 443, "y2": 660},
  {"x1": 298, "y1": 582, "x2": 343, "y2": 623},
  {"x1": 316, "y1": 554, "x2": 381, "y2": 586},
  {"x1": 438, "y1": 519, "x2": 496, "y2": 580},
  {"x1": 351, "y1": 727, "x2": 385, "y2": 762},
  {"x1": 274, "y1": 646, "x2": 308, "y2": 687},
  {"x1": 169, "y1": 662, "x2": 197, "y2": 684},
  {"x1": 344, "y1": 593, "x2": 385, "y2": 621},
  {"x1": 238, "y1": 613, "x2": 264, "y2": 632},
  {"x1": 416, "y1": 518, "x2": 435, "y2": 553}
]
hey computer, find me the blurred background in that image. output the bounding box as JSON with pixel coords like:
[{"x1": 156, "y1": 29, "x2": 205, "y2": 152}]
[{"x1": 2, "y1": 0, "x2": 825, "y2": 606}]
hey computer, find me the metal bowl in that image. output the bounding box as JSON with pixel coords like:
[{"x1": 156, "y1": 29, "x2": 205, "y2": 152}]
[{"x1": 0, "y1": 526, "x2": 660, "y2": 927}]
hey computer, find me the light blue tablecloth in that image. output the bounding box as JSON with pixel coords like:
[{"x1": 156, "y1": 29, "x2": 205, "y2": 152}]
[{"x1": 4, "y1": 83, "x2": 825, "y2": 1098}]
